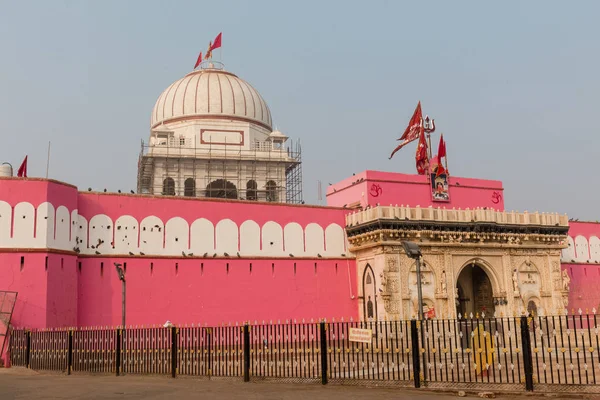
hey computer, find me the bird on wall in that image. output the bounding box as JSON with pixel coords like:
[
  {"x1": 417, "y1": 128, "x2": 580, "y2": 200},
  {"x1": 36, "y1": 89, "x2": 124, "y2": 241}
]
[
  {"x1": 237, "y1": 252, "x2": 241, "y2": 258},
  {"x1": 289, "y1": 253, "x2": 294, "y2": 257},
  {"x1": 140, "y1": 252, "x2": 145, "y2": 256},
  {"x1": 130, "y1": 190, "x2": 135, "y2": 194},
  {"x1": 213, "y1": 253, "x2": 217, "y2": 258},
  {"x1": 203, "y1": 252, "x2": 208, "y2": 257},
  {"x1": 129, "y1": 252, "x2": 134, "y2": 256},
  {"x1": 182, "y1": 251, "x2": 187, "y2": 257},
  {"x1": 188, "y1": 253, "x2": 193, "y2": 257},
  {"x1": 317, "y1": 254, "x2": 322, "y2": 258},
  {"x1": 224, "y1": 252, "x2": 229, "y2": 257},
  {"x1": 95, "y1": 251, "x2": 100, "y2": 255}
]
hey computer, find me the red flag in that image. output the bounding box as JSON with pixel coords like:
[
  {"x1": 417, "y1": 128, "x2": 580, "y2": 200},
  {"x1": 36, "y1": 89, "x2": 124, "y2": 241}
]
[
  {"x1": 389, "y1": 102, "x2": 423, "y2": 159},
  {"x1": 193, "y1": 52, "x2": 203, "y2": 69},
  {"x1": 415, "y1": 129, "x2": 429, "y2": 175},
  {"x1": 437, "y1": 134, "x2": 446, "y2": 159},
  {"x1": 211, "y1": 32, "x2": 222, "y2": 50},
  {"x1": 17, "y1": 156, "x2": 27, "y2": 178}
]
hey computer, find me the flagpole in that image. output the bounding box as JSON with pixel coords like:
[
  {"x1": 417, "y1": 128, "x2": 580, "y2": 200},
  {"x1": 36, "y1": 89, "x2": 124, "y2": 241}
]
[
  {"x1": 444, "y1": 134, "x2": 449, "y2": 178},
  {"x1": 46, "y1": 141, "x2": 51, "y2": 178}
]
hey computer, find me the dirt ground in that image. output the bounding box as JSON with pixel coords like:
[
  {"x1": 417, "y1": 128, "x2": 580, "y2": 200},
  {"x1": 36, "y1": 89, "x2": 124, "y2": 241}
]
[{"x1": 0, "y1": 368, "x2": 589, "y2": 400}]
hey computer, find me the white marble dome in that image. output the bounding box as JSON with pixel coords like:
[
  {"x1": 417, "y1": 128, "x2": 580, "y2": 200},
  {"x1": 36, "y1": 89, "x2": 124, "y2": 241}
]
[{"x1": 151, "y1": 67, "x2": 272, "y2": 130}]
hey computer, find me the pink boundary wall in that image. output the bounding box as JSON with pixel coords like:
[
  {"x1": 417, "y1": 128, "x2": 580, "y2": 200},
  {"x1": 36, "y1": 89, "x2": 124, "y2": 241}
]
[
  {"x1": 0, "y1": 178, "x2": 358, "y2": 333},
  {"x1": 561, "y1": 221, "x2": 600, "y2": 313},
  {"x1": 326, "y1": 170, "x2": 505, "y2": 211}
]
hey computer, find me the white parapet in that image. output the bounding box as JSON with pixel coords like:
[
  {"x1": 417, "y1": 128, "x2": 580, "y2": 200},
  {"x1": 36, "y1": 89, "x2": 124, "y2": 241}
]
[{"x1": 346, "y1": 205, "x2": 569, "y2": 228}]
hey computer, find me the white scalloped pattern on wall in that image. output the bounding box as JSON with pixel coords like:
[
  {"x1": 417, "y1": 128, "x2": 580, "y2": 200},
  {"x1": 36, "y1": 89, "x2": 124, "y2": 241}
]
[
  {"x1": 562, "y1": 235, "x2": 600, "y2": 263},
  {"x1": 0, "y1": 201, "x2": 348, "y2": 258}
]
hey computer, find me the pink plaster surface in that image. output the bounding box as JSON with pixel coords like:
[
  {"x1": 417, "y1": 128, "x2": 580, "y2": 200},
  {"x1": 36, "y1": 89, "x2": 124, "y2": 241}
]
[
  {"x1": 0, "y1": 177, "x2": 77, "y2": 211},
  {"x1": 327, "y1": 170, "x2": 505, "y2": 211},
  {"x1": 77, "y1": 258, "x2": 358, "y2": 327},
  {"x1": 0, "y1": 253, "x2": 49, "y2": 328},
  {"x1": 567, "y1": 221, "x2": 600, "y2": 239},
  {"x1": 561, "y1": 263, "x2": 600, "y2": 314}
]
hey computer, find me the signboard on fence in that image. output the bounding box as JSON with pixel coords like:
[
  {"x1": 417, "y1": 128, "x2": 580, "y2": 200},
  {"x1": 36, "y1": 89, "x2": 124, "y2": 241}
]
[{"x1": 348, "y1": 328, "x2": 372, "y2": 343}]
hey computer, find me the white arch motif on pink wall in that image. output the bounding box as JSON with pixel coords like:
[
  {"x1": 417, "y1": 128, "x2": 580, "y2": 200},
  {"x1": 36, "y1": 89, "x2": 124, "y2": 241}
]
[
  {"x1": 239, "y1": 220, "x2": 260, "y2": 255},
  {"x1": 70, "y1": 209, "x2": 79, "y2": 248},
  {"x1": 324, "y1": 223, "x2": 345, "y2": 255},
  {"x1": 13, "y1": 202, "x2": 35, "y2": 248},
  {"x1": 55, "y1": 206, "x2": 71, "y2": 249},
  {"x1": 114, "y1": 215, "x2": 139, "y2": 253},
  {"x1": 88, "y1": 214, "x2": 114, "y2": 254},
  {"x1": 215, "y1": 219, "x2": 238, "y2": 254},
  {"x1": 165, "y1": 217, "x2": 190, "y2": 253},
  {"x1": 262, "y1": 221, "x2": 284, "y2": 256},
  {"x1": 590, "y1": 236, "x2": 600, "y2": 262},
  {"x1": 562, "y1": 236, "x2": 575, "y2": 261},
  {"x1": 0, "y1": 201, "x2": 11, "y2": 246},
  {"x1": 35, "y1": 202, "x2": 54, "y2": 247},
  {"x1": 283, "y1": 222, "x2": 304, "y2": 255},
  {"x1": 305, "y1": 223, "x2": 325, "y2": 254},
  {"x1": 190, "y1": 218, "x2": 214, "y2": 253},
  {"x1": 75, "y1": 214, "x2": 88, "y2": 250},
  {"x1": 140, "y1": 216, "x2": 164, "y2": 255},
  {"x1": 575, "y1": 235, "x2": 590, "y2": 262}
]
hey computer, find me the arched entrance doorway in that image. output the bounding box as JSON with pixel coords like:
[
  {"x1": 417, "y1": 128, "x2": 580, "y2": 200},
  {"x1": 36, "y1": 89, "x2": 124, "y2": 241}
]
[{"x1": 455, "y1": 263, "x2": 495, "y2": 317}]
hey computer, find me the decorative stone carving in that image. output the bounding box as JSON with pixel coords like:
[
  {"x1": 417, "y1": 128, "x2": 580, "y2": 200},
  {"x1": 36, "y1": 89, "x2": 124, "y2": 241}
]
[
  {"x1": 379, "y1": 273, "x2": 387, "y2": 291},
  {"x1": 386, "y1": 256, "x2": 399, "y2": 272},
  {"x1": 512, "y1": 268, "x2": 520, "y2": 295},
  {"x1": 387, "y1": 278, "x2": 399, "y2": 293},
  {"x1": 562, "y1": 269, "x2": 570, "y2": 292},
  {"x1": 440, "y1": 269, "x2": 447, "y2": 294}
]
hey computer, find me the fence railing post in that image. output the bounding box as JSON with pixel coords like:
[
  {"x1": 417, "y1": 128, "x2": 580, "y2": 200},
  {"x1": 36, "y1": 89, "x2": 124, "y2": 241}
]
[
  {"x1": 115, "y1": 329, "x2": 121, "y2": 376},
  {"x1": 319, "y1": 321, "x2": 328, "y2": 385},
  {"x1": 67, "y1": 330, "x2": 73, "y2": 375},
  {"x1": 207, "y1": 328, "x2": 212, "y2": 377},
  {"x1": 25, "y1": 330, "x2": 31, "y2": 369},
  {"x1": 171, "y1": 326, "x2": 178, "y2": 378},
  {"x1": 520, "y1": 316, "x2": 534, "y2": 391},
  {"x1": 243, "y1": 324, "x2": 250, "y2": 382},
  {"x1": 410, "y1": 320, "x2": 421, "y2": 388}
]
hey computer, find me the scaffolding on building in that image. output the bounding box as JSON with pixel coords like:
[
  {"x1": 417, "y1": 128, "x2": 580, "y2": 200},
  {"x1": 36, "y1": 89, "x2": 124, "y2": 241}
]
[{"x1": 136, "y1": 137, "x2": 303, "y2": 204}]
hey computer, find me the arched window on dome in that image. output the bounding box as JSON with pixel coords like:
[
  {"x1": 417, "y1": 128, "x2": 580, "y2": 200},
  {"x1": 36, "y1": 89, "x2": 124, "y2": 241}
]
[
  {"x1": 206, "y1": 179, "x2": 238, "y2": 199},
  {"x1": 184, "y1": 178, "x2": 196, "y2": 197},
  {"x1": 266, "y1": 180, "x2": 278, "y2": 202},
  {"x1": 246, "y1": 180, "x2": 258, "y2": 201},
  {"x1": 163, "y1": 177, "x2": 175, "y2": 196}
]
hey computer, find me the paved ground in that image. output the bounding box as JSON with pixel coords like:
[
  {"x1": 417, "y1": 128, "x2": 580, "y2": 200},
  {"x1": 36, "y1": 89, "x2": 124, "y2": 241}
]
[{"x1": 0, "y1": 368, "x2": 590, "y2": 399}]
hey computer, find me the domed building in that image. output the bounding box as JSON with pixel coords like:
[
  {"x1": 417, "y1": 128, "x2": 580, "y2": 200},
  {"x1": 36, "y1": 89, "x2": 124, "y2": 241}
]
[{"x1": 137, "y1": 61, "x2": 302, "y2": 203}]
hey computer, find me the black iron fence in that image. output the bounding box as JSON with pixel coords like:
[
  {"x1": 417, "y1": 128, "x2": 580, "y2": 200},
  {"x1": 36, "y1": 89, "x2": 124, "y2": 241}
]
[{"x1": 9, "y1": 315, "x2": 600, "y2": 393}]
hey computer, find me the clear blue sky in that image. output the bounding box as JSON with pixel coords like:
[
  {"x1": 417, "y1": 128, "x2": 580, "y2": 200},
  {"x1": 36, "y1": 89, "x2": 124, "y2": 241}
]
[{"x1": 1, "y1": 1, "x2": 598, "y2": 219}]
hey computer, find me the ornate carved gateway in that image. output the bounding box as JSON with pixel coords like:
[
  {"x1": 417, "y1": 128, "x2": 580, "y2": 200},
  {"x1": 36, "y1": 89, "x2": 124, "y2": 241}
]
[{"x1": 345, "y1": 205, "x2": 570, "y2": 320}]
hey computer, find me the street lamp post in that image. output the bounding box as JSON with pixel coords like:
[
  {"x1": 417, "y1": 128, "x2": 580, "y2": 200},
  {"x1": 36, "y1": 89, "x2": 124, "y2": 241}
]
[
  {"x1": 114, "y1": 263, "x2": 126, "y2": 327},
  {"x1": 401, "y1": 241, "x2": 427, "y2": 383},
  {"x1": 401, "y1": 241, "x2": 424, "y2": 320}
]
